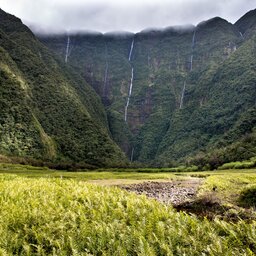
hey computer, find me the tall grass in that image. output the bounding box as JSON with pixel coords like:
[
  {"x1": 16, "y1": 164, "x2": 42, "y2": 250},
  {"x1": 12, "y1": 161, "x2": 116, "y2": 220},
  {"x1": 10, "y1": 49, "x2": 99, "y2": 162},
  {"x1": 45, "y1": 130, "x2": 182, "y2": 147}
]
[
  {"x1": 218, "y1": 158, "x2": 256, "y2": 170},
  {"x1": 0, "y1": 175, "x2": 255, "y2": 255}
]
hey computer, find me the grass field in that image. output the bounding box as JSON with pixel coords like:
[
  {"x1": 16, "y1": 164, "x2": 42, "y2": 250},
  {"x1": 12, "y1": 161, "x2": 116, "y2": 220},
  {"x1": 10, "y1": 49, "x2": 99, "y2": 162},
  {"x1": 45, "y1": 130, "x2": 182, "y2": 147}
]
[{"x1": 0, "y1": 163, "x2": 255, "y2": 255}]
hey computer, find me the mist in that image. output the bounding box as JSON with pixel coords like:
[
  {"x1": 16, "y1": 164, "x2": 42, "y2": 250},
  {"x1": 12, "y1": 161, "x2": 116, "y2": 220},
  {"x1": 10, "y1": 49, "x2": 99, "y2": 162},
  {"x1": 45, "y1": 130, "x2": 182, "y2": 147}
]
[{"x1": 0, "y1": 0, "x2": 255, "y2": 33}]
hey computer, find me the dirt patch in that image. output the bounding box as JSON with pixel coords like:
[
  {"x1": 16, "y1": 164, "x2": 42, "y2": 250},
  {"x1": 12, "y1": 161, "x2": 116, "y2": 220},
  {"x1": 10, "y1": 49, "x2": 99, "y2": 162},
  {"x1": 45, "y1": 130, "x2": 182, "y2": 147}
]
[
  {"x1": 121, "y1": 178, "x2": 256, "y2": 221},
  {"x1": 121, "y1": 178, "x2": 203, "y2": 205}
]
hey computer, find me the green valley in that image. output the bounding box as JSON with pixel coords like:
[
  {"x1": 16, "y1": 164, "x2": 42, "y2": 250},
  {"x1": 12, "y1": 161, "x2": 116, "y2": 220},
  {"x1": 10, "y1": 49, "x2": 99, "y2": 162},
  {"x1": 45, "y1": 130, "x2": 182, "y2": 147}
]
[
  {"x1": 0, "y1": 164, "x2": 255, "y2": 255},
  {"x1": 0, "y1": 9, "x2": 125, "y2": 168},
  {"x1": 39, "y1": 10, "x2": 256, "y2": 167},
  {"x1": 1, "y1": 4, "x2": 256, "y2": 255}
]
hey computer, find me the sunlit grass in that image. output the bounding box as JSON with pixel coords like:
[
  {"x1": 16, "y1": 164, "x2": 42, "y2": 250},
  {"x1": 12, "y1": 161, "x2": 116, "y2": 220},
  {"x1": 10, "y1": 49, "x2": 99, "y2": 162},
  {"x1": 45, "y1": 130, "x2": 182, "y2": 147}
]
[
  {"x1": 0, "y1": 163, "x2": 179, "y2": 181},
  {"x1": 0, "y1": 176, "x2": 255, "y2": 255},
  {"x1": 198, "y1": 173, "x2": 256, "y2": 205}
]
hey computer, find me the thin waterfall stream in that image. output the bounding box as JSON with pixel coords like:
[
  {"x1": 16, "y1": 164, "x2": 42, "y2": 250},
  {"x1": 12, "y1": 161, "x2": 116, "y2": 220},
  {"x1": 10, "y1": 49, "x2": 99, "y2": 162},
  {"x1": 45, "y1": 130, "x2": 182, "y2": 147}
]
[
  {"x1": 130, "y1": 147, "x2": 134, "y2": 162},
  {"x1": 124, "y1": 38, "x2": 135, "y2": 122},
  {"x1": 239, "y1": 32, "x2": 244, "y2": 40},
  {"x1": 103, "y1": 45, "x2": 108, "y2": 97},
  {"x1": 65, "y1": 35, "x2": 70, "y2": 63},
  {"x1": 180, "y1": 30, "x2": 196, "y2": 109},
  {"x1": 190, "y1": 30, "x2": 196, "y2": 71},
  {"x1": 128, "y1": 38, "x2": 134, "y2": 61},
  {"x1": 179, "y1": 81, "x2": 186, "y2": 109},
  {"x1": 124, "y1": 67, "x2": 134, "y2": 122}
]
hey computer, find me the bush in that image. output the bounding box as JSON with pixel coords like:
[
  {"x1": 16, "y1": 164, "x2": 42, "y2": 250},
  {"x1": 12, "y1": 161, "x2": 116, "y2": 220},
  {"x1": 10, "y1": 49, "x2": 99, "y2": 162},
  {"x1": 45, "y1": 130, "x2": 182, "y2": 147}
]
[
  {"x1": 239, "y1": 185, "x2": 256, "y2": 207},
  {"x1": 218, "y1": 159, "x2": 256, "y2": 170}
]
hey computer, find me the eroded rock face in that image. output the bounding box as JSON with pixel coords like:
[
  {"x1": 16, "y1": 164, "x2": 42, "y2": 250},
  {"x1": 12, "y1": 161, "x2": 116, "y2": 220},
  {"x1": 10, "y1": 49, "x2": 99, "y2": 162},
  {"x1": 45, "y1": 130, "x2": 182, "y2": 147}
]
[{"x1": 121, "y1": 179, "x2": 203, "y2": 205}]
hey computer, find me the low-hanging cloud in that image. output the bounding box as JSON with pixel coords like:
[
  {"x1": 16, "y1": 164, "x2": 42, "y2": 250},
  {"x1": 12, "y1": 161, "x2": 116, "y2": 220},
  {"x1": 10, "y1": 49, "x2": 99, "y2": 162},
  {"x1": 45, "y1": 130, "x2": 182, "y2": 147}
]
[{"x1": 0, "y1": 0, "x2": 255, "y2": 33}]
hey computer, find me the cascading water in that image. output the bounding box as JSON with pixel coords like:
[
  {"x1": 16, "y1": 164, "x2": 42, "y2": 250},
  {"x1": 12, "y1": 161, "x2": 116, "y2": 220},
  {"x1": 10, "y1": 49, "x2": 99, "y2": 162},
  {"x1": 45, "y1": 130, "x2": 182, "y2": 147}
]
[
  {"x1": 103, "y1": 45, "x2": 108, "y2": 97},
  {"x1": 128, "y1": 38, "x2": 134, "y2": 61},
  {"x1": 239, "y1": 32, "x2": 244, "y2": 40},
  {"x1": 180, "y1": 30, "x2": 196, "y2": 109},
  {"x1": 124, "y1": 38, "x2": 135, "y2": 122},
  {"x1": 65, "y1": 35, "x2": 70, "y2": 63},
  {"x1": 124, "y1": 67, "x2": 134, "y2": 122},
  {"x1": 190, "y1": 55, "x2": 193, "y2": 71},
  {"x1": 103, "y1": 62, "x2": 108, "y2": 97},
  {"x1": 190, "y1": 30, "x2": 196, "y2": 71},
  {"x1": 130, "y1": 147, "x2": 134, "y2": 162},
  {"x1": 179, "y1": 81, "x2": 186, "y2": 109}
]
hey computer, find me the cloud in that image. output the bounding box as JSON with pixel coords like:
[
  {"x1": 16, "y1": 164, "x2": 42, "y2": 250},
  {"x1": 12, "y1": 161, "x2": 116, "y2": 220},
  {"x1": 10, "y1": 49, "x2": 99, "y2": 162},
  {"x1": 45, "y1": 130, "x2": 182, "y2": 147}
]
[{"x1": 0, "y1": 0, "x2": 255, "y2": 33}]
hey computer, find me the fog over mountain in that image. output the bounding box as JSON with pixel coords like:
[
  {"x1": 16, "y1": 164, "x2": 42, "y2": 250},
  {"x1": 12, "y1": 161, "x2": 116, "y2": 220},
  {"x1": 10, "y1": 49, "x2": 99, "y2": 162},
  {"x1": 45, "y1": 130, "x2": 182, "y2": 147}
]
[{"x1": 0, "y1": 0, "x2": 255, "y2": 33}]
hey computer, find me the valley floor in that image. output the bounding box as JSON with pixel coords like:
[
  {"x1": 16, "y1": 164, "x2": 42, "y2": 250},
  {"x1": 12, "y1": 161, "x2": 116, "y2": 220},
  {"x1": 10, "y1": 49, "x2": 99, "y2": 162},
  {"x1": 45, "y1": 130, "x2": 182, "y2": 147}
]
[{"x1": 0, "y1": 163, "x2": 255, "y2": 255}]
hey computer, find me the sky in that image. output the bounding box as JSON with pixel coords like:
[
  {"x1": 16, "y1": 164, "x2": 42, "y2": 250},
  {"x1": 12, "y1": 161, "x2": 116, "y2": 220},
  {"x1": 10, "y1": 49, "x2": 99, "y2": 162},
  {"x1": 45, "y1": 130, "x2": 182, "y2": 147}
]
[{"x1": 0, "y1": 0, "x2": 255, "y2": 33}]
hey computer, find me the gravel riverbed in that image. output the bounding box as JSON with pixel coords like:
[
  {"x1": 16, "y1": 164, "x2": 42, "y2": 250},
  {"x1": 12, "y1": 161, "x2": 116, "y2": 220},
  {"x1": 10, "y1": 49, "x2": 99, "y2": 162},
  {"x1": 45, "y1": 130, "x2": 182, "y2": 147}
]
[{"x1": 121, "y1": 178, "x2": 203, "y2": 205}]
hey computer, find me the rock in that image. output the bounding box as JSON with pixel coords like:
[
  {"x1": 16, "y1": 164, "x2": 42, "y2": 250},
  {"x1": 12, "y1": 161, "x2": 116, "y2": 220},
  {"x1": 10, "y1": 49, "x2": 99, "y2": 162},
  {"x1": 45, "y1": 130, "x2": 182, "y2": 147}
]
[{"x1": 120, "y1": 179, "x2": 203, "y2": 205}]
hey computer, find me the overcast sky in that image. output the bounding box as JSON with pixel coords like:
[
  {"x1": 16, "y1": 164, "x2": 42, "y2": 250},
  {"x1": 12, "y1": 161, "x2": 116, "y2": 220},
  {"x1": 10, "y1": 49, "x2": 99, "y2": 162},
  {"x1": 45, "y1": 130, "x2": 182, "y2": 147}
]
[{"x1": 0, "y1": 0, "x2": 255, "y2": 33}]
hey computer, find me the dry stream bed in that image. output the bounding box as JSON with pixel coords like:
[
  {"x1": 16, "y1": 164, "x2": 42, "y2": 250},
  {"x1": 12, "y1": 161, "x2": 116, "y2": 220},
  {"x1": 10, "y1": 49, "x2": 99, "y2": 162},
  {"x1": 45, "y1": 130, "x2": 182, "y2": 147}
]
[
  {"x1": 120, "y1": 178, "x2": 203, "y2": 205},
  {"x1": 117, "y1": 177, "x2": 256, "y2": 221}
]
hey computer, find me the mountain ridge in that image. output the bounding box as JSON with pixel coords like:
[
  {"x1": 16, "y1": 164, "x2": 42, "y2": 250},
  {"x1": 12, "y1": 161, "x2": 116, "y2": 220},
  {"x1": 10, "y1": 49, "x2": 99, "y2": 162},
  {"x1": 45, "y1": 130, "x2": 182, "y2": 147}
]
[
  {"x1": 0, "y1": 8, "x2": 256, "y2": 168},
  {"x1": 0, "y1": 8, "x2": 126, "y2": 167},
  {"x1": 38, "y1": 8, "x2": 256, "y2": 167}
]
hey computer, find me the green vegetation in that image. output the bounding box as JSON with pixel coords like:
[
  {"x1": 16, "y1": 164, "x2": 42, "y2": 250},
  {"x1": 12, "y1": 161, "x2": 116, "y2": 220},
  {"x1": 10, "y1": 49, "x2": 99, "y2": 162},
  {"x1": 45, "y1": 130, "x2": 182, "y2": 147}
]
[
  {"x1": 199, "y1": 172, "x2": 256, "y2": 204},
  {"x1": 218, "y1": 158, "x2": 256, "y2": 170},
  {"x1": 0, "y1": 174, "x2": 255, "y2": 255},
  {"x1": 1, "y1": 8, "x2": 256, "y2": 167},
  {"x1": 1, "y1": 6, "x2": 256, "y2": 255},
  {"x1": 0, "y1": 9, "x2": 125, "y2": 166},
  {"x1": 239, "y1": 185, "x2": 256, "y2": 207},
  {"x1": 0, "y1": 163, "x2": 178, "y2": 181},
  {"x1": 40, "y1": 10, "x2": 256, "y2": 166}
]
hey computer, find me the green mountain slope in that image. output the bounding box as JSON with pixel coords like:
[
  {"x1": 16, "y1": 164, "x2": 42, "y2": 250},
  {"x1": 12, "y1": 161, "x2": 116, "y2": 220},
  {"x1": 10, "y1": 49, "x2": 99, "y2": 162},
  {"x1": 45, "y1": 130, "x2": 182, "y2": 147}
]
[
  {"x1": 2, "y1": 7, "x2": 255, "y2": 167},
  {"x1": 39, "y1": 9, "x2": 256, "y2": 166},
  {"x1": 0, "y1": 9, "x2": 125, "y2": 166},
  {"x1": 157, "y1": 35, "x2": 256, "y2": 164},
  {"x1": 235, "y1": 9, "x2": 256, "y2": 38}
]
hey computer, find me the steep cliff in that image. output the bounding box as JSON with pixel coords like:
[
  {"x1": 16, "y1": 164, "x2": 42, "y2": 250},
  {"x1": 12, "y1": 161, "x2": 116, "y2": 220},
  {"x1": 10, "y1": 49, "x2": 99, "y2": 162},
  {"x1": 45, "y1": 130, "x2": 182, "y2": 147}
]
[
  {"x1": 0, "y1": 9, "x2": 125, "y2": 166},
  {"x1": 39, "y1": 9, "x2": 256, "y2": 165}
]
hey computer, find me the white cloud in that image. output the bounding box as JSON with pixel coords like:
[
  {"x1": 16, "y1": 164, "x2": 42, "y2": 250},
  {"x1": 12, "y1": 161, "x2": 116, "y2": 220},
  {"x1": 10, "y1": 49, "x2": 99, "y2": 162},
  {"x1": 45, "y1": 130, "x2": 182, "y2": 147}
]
[{"x1": 0, "y1": 0, "x2": 255, "y2": 33}]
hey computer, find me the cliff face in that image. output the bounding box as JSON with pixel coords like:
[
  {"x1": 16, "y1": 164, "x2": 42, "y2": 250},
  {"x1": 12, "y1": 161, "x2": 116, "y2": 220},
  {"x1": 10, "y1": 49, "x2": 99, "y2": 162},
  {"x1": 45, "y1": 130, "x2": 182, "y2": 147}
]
[
  {"x1": 38, "y1": 10, "x2": 256, "y2": 165},
  {"x1": 0, "y1": 9, "x2": 125, "y2": 166},
  {"x1": 0, "y1": 7, "x2": 253, "y2": 166}
]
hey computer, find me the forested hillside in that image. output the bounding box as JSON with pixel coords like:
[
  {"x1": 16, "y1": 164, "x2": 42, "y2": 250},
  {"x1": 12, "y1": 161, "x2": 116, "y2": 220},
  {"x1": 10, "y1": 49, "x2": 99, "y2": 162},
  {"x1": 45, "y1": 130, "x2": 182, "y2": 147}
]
[
  {"x1": 0, "y1": 9, "x2": 125, "y2": 167},
  {"x1": 39, "y1": 9, "x2": 256, "y2": 166}
]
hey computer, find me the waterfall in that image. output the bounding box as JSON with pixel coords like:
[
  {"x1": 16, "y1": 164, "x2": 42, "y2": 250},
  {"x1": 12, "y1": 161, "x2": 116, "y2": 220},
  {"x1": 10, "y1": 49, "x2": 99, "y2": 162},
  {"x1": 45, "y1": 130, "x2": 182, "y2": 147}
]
[
  {"x1": 124, "y1": 67, "x2": 134, "y2": 122},
  {"x1": 239, "y1": 32, "x2": 244, "y2": 40},
  {"x1": 190, "y1": 55, "x2": 193, "y2": 71},
  {"x1": 190, "y1": 30, "x2": 196, "y2": 71},
  {"x1": 128, "y1": 38, "x2": 134, "y2": 61},
  {"x1": 192, "y1": 30, "x2": 196, "y2": 48},
  {"x1": 124, "y1": 38, "x2": 135, "y2": 122},
  {"x1": 130, "y1": 147, "x2": 134, "y2": 162},
  {"x1": 179, "y1": 81, "x2": 186, "y2": 109},
  {"x1": 103, "y1": 45, "x2": 108, "y2": 97},
  {"x1": 180, "y1": 30, "x2": 196, "y2": 109},
  {"x1": 65, "y1": 35, "x2": 70, "y2": 63},
  {"x1": 103, "y1": 62, "x2": 108, "y2": 96}
]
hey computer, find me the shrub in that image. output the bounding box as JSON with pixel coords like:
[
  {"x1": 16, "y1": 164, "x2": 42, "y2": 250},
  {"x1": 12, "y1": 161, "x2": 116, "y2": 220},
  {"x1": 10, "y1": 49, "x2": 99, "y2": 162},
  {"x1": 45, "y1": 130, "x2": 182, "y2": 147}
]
[
  {"x1": 239, "y1": 185, "x2": 256, "y2": 207},
  {"x1": 218, "y1": 159, "x2": 256, "y2": 170}
]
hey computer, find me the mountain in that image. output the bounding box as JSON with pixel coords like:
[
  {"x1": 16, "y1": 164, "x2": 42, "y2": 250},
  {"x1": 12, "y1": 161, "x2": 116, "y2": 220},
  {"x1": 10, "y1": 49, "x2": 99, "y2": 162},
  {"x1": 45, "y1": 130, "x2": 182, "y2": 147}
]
[
  {"x1": 0, "y1": 8, "x2": 255, "y2": 168},
  {"x1": 38, "y1": 9, "x2": 256, "y2": 167},
  {"x1": 0, "y1": 9, "x2": 125, "y2": 167},
  {"x1": 235, "y1": 9, "x2": 256, "y2": 38}
]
